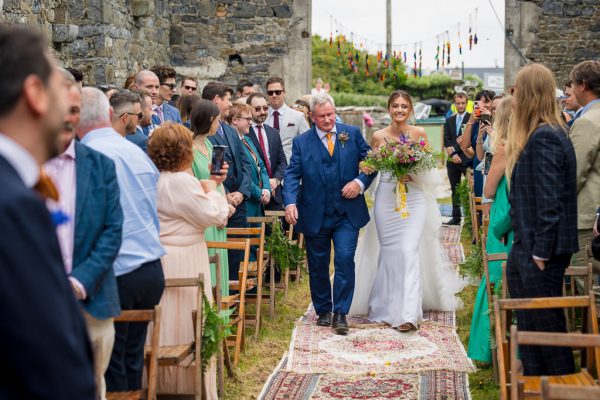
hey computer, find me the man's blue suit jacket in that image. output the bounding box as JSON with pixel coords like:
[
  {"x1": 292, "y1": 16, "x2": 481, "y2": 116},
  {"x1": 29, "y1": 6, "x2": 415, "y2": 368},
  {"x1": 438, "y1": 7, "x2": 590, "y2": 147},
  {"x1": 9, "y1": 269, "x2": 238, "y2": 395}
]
[
  {"x1": 208, "y1": 123, "x2": 252, "y2": 199},
  {"x1": 0, "y1": 155, "x2": 96, "y2": 398},
  {"x1": 151, "y1": 101, "x2": 182, "y2": 125},
  {"x1": 283, "y1": 123, "x2": 376, "y2": 236},
  {"x1": 70, "y1": 141, "x2": 123, "y2": 319}
]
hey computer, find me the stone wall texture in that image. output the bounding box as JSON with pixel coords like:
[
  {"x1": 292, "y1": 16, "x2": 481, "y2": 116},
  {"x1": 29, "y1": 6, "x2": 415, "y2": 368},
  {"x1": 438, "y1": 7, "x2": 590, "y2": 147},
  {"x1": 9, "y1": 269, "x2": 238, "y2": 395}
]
[
  {"x1": 0, "y1": 0, "x2": 312, "y2": 100},
  {"x1": 505, "y1": 0, "x2": 600, "y2": 89}
]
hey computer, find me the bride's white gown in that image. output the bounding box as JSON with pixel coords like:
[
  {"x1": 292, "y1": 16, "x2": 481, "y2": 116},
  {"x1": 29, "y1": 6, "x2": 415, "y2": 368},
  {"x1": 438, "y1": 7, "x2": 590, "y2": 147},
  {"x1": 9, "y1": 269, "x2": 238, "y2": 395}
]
[{"x1": 349, "y1": 170, "x2": 465, "y2": 326}]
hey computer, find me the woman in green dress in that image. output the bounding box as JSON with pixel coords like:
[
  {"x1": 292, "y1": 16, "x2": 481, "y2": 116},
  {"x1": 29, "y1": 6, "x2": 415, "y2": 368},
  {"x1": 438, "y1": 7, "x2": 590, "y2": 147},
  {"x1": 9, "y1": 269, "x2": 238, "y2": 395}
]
[
  {"x1": 468, "y1": 96, "x2": 514, "y2": 363},
  {"x1": 189, "y1": 99, "x2": 234, "y2": 297}
]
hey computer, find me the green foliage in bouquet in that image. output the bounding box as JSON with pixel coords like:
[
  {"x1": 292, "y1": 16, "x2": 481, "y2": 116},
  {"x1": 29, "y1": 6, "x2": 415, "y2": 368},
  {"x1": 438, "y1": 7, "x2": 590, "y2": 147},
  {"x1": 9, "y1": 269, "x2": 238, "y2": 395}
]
[
  {"x1": 265, "y1": 218, "x2": 306, "y2": 272},
  {"x1": 201, "y1": 295, "x2": 232, "y2": 372},
  {"x1": 362, "y1": 136, "x2": 437, "y2": 179}
]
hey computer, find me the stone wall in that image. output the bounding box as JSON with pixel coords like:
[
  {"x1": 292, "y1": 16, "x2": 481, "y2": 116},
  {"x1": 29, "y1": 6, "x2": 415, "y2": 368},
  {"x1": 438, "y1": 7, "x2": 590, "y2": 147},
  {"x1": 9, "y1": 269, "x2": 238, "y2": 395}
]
[
  {"x1": 0, "y1": 0, "x2": 311, "y2": 99},
  {"x1": 505, "y1": 0, "x2": 600, "y2": 89}
]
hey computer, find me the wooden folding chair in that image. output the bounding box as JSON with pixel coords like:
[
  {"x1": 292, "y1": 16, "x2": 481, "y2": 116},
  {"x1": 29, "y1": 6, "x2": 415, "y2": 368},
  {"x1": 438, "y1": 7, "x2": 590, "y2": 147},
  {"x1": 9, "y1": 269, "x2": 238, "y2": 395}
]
[
  {"x1": 564, "y1": 263, "x2": 594, "y2": 332},
  {"x1": 493, "y1": 293, "x2": 599, "y2": 400},
  {"x1": 541, "y1": 376, "x2": 600, "y2": 399},
  {"x1": 107, "y1": 305, "x2": 161, "y2": 400},
  {"x1": 227, "y1": 225, "x2": 266, "y2": 340},
  {"x1": 153, "y1": 274, "x2": 205, "y2": 399},
  {"x1": 206, "y1": 239, "x2": 251, "y2": 367},
  {"x1": 510, "y1": 324, "x2": 600, "y2": 399}
]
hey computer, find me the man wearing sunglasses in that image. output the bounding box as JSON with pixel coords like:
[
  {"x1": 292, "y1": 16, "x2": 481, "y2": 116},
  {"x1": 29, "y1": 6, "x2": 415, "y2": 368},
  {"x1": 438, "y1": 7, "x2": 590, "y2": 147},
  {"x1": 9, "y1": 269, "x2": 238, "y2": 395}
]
[
  {"x1": 247, "y1": 92, "x2": 287, "y2": 210},
  {"x1": 111, "y1": 91, "x2": 144, "y2": 139},
  {"x1": 149, "y1": 65, "x2": 182, "y2": 125},
  {"x1": 265, "y1": 77, "x2": 310, "y2": 162}
]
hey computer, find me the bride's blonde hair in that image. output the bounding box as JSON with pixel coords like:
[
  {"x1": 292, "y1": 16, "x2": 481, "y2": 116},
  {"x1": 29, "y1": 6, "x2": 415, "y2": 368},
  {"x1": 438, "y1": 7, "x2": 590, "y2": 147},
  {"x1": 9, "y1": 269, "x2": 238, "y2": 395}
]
[
  {"x1": 490, "y1": 95, "x2": 512, "y2": 153},
  {"x1": 505, "y1": 64, "x2": 565, "y2": 180}
]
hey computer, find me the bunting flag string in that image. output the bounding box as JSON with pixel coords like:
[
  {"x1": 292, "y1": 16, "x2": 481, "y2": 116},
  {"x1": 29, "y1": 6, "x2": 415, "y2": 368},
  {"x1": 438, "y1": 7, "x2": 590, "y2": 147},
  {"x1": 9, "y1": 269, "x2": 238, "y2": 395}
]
[{"x1": 320, "y1": 0, "x2": 486, "y2": 82}]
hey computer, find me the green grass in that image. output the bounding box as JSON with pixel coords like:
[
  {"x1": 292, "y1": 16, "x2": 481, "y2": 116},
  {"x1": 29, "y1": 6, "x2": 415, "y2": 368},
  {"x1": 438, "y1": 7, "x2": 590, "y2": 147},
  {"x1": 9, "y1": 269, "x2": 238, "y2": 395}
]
[{"x1": 223, "y1": 278, "x2": 311, "y2": 399}]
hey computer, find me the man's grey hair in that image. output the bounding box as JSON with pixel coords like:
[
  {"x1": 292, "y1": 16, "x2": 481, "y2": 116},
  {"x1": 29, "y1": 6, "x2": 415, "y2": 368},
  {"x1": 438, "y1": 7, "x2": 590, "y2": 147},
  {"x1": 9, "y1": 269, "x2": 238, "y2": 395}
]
[
  {"x1": 80, "y1": 87, "x2": 111, "y2": 129},
  {"x1": 135, "y1": 70, "x2": 159, "y2": 85},
  {"x1": 309, "y1": 93, "x2": 335, "y2": 111},
  {"x1": 109, "y1": 90, "x2": 141, "y2": 118}
]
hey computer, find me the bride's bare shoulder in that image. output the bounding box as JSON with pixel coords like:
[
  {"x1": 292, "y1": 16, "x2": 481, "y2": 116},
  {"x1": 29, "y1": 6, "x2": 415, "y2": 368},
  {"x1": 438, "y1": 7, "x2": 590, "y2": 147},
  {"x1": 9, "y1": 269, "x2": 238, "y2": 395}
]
[{"x1": 371, "y1": 128, "x2": 390, "y2": 147}]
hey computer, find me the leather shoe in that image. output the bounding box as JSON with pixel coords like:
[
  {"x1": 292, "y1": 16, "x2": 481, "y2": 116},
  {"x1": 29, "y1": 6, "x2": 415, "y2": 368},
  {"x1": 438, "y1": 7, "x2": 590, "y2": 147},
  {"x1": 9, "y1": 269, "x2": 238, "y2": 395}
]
[
  {"x1": 443, "y1": 217, "x2": 461, "y2": 225},
  {"x1": 332, "y1": 313, "x2": 349, "y2": 335},
  {"x1": 316, "y1": 311, "x2": 332, "y2": 327}
]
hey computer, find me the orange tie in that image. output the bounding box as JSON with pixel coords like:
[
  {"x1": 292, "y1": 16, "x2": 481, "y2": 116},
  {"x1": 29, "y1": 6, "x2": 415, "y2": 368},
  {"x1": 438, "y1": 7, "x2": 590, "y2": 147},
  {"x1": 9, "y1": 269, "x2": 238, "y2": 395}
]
[
  {"x1": 34, "y1": 169, "x2": 59, "y2": 201},
  {"x1": 326, "y1": 132, "x2": 335, "y2": 156}
]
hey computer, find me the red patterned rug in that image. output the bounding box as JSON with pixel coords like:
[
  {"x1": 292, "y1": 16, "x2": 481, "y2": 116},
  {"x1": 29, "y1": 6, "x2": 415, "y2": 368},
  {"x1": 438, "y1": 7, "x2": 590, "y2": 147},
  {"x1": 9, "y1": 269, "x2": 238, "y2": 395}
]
[
  {"x1": 443, "y1": 243, "x2": 465, "y2": 265},
  {"x1": 259, "y1": 358, "x2": 470, "y2": 400},
  {"x1": 286, "y1": 323, "x2": 475, "y2": 375},
  {"x1": 440, "y1": 225, "x2": 462, "y2": 244}
]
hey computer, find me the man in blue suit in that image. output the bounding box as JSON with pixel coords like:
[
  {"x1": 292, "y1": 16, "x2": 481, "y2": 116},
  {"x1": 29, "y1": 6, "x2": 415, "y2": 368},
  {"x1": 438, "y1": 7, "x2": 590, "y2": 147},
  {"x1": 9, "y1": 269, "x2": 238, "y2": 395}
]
[
  {"x1": 150, "y1": 65, "x2": 182, "y2": 125},
  {"x1": 46, "y1": 71, "x2": 123, "y2": 399},
  {"x1": 0, "y1": 25, "x2": 95, "y2": 399},
  {"x1": 202, "y1": 82, "x2": 252, "y2": 276},
  {"x1": 283, "y1": 94, "x2": 376, "y2": 335}
]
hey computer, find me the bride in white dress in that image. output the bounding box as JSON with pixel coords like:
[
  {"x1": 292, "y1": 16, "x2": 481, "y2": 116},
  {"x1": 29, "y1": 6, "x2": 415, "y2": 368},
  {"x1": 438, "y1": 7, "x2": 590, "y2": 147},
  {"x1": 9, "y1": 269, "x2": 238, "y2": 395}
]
[{"x1": 349, "y1": 90, "x2": 465, "y2": 331}]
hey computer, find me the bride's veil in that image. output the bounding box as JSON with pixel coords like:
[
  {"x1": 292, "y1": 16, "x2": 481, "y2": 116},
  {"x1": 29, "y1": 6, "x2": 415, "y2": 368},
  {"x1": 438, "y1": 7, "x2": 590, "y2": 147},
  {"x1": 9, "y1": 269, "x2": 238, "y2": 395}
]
[{"x1": 349, "y1": 169, "x2": 466, "y2": 316}]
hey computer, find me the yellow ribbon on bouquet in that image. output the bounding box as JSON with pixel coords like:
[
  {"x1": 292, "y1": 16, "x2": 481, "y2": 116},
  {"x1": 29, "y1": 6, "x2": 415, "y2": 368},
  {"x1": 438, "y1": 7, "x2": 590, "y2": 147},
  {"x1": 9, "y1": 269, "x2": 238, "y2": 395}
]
[{"x1": 394, "y1": 181, "x2": 410, "y2": 218}]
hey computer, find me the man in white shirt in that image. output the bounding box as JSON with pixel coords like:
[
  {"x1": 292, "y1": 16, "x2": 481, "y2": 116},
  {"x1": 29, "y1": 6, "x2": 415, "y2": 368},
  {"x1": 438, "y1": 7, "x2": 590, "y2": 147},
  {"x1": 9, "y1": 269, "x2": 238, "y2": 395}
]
[{"x1": 265, "y1": 76, "x2": 310, "y2": 162}]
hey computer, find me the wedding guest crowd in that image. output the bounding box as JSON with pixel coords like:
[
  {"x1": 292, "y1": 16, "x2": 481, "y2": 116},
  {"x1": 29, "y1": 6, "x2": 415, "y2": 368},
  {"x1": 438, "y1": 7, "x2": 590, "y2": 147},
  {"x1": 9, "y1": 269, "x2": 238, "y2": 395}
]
[{"x1": 6, "y1": 21, "x2": 600, "y2": 398}]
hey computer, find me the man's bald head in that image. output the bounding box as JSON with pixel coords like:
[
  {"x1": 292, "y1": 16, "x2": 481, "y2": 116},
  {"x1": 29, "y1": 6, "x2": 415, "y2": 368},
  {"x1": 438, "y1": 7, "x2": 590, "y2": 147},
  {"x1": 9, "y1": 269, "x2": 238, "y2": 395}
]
[{"x1": 134, "y1": 70, "x2": 160, "y2": 104}]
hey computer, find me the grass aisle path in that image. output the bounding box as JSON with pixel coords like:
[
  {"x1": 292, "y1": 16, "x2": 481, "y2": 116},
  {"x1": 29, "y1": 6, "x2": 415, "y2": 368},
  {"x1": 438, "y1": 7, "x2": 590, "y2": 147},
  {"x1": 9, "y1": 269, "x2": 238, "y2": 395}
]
[{"x1": 224, "y1": 278, "x2": 312, "y2": 399}]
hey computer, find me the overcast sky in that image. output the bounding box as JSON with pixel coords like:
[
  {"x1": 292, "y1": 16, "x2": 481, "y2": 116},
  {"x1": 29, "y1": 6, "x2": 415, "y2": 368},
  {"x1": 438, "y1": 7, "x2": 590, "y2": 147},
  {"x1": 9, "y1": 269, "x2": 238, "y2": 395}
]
[{"x1": 311, "y1": 0, "x2": 505, "y2": 70}]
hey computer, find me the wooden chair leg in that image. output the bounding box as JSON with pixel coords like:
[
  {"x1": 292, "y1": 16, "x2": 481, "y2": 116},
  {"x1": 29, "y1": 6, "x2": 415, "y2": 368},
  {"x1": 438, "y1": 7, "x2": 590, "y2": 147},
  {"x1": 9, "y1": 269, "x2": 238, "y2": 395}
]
[
  {"x1": 223, "y1": 341, "x2": 235, "y2": 378},
  {"x1": 269, "y1": 258, "x2": 276, "y2": 317},
  {"x1": 254, "y1": 259, "x2": 263, "y2": 340}
]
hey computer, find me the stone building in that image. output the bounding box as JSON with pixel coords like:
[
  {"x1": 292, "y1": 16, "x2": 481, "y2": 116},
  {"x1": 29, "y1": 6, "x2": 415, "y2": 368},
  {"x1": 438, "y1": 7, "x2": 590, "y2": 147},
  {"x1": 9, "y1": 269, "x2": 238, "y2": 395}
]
[
  {"x1": 0, "y1": 0, "x2": 312, "y2": 100},
  {"x1": 505, "y1": 0, "x2": 600, "y2": 89}
]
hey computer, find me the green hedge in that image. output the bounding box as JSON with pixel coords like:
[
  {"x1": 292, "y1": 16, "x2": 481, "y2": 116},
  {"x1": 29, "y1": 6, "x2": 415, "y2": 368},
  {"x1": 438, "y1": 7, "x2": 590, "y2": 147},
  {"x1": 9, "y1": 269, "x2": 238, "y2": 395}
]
[{"x1": 332, "y1": 92, "x2": 388, "y2": 107}]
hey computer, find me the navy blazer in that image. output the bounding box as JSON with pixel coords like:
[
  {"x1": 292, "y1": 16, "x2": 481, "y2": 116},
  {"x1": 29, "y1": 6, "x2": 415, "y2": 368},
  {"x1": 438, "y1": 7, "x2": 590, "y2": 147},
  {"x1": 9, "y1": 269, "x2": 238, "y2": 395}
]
[
  {"x1": 248, "y1": 124, "x2": 287, "y2": 206},
  {"x1": 208, "y1": 123, "x2": 252, "y2": 199},
  {"x1": 509, "y1": 125, "x2": 579, "y2": 258},
  {"x1": 71, "y1": 141, "x2": 123, "y2": 319},
  {"x1": 283, "y1": 123, "x2": 376, "y2": 236},
  {"x1": 444, "y1": 113, "x2": 472, "y2": 166},
  {"x1": 0, "y1": 155, "x2": 95, "y2": 399}
]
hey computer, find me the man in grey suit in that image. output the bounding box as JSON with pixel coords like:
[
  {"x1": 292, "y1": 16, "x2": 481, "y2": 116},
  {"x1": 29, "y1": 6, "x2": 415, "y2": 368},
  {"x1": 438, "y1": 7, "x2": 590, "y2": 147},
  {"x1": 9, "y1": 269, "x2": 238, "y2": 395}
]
[
  {"x1": 569, "y1": 60, "x2": 600, "y2": 305},
  {"x1": 265, "y1": 76, "x2": 310, "y2": 162}
]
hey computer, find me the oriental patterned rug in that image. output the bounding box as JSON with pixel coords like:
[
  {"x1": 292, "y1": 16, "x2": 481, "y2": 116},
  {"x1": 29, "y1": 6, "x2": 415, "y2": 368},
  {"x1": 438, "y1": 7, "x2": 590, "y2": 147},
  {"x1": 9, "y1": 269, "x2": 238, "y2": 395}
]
[
  {"x1": 258, "y1": 224, "x2": 473, "y2": 399},
  {"x1": 259, "y1": 355, "x2": 470, "y2": 400},
  {"x1": 285, "y1": 323, "x2": 475, "y2": 375}
]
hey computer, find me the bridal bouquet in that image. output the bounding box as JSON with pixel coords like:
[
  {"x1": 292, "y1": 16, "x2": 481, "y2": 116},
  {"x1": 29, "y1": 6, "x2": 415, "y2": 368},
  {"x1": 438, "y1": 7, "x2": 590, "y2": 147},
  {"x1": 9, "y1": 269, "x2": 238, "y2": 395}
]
[{"x1": 362, "y1": 135, "x2": 436, "y2": 218}]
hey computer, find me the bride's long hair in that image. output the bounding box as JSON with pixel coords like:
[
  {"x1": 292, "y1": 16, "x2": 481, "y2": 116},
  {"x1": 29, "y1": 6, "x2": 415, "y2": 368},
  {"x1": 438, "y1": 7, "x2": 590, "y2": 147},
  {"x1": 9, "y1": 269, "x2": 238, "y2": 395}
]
[{"x1": 505, "y1": 64, "x2": 565, "y2": 180}]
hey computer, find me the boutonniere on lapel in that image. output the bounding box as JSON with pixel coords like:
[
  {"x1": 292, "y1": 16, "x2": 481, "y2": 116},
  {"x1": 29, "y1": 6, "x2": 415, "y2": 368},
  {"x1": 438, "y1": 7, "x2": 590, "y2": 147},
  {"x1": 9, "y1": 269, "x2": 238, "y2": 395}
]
[
  {"x1": 338, "y1": 131, "x2": 350, "y2": 148},
  {"x1": 50, "y1": 209, "x2": 70, "y2": 227}
]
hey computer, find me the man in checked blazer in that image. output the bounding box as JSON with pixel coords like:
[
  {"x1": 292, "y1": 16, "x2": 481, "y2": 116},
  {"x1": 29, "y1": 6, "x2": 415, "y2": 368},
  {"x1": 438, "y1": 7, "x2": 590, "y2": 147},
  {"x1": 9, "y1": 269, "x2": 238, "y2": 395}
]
[{"x1": 508, "y1": 118, "x2": 578, "y2": 376}]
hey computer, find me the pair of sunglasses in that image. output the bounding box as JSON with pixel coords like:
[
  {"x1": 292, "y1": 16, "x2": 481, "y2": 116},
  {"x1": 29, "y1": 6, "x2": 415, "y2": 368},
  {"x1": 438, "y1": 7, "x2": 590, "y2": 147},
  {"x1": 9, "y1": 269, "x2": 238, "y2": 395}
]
[
  {"x1": 161, "y1": 82, "x2": 176, "y2": 90},
  {"x1": 254, "y1": 106, "x2": 269, "y2": 112},
  {"x1": 267, "y1": 90, "x2": 283, "y2": 96}
]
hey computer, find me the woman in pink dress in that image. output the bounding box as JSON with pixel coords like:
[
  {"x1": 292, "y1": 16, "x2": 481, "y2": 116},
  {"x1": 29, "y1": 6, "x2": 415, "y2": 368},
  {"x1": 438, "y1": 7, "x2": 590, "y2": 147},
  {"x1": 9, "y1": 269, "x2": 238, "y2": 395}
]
[{"x1": 148, "y1": 123, "x2": 229, "y2": 397}]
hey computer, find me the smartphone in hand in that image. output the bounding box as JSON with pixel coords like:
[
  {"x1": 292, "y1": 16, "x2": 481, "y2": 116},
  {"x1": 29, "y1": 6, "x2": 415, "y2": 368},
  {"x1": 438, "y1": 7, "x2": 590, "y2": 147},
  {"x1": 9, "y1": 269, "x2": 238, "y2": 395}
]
[{"x1": 211, "y1": 145, "x2": 227, "y2": 175}]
